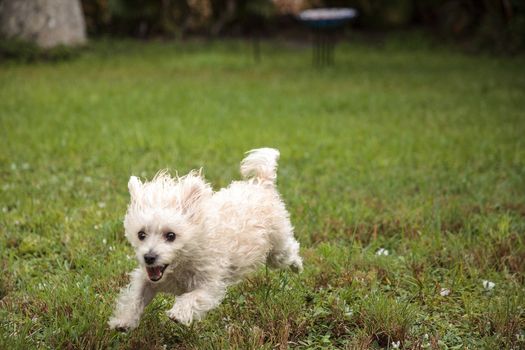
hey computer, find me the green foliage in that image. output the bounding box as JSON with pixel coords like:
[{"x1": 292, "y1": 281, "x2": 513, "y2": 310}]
[
  {"x1": 415, "y1": 0, "x2": 525, "y2": 53},
  {"x1": 330, "y1": 0, "x2": 414, "y2": 28},
  {"x1": 0, "y1": 37, "x2": 524, "y2": 348},
  {"x1": 0, "y1": 40, "x2": 81, "y2": 63},
  {"x1": 356, "y1": 293, "x2": 418, "y2": 347},
  {"x1": 481, "y1": 293, "x2": 524, "y2": 347},
  {"x1": 80, "y1": 0, "x2": 525, "y2": 52},
  {"x1": 81, "y1": 0, "x2": 276, "y2": 37}
]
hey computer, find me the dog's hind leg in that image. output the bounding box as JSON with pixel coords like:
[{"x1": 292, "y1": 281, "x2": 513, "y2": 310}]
[{"x1": 266, "y1": 219, "x2": 303, "y2": 273}]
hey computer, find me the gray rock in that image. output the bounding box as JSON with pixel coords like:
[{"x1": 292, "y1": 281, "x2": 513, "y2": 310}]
[{"x1": 0, "y1": 0, "x2": 86, "y2": 48}]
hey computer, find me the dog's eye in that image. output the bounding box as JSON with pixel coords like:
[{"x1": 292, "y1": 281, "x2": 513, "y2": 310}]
[
  {"x1": 165, "y1": 232, "x2": 176, "y2": 242},
  {"x1": 138, "y1": 231, "x2": 146, "y2": 241}
]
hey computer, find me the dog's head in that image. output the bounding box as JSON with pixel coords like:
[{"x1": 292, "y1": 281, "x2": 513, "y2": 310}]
[{"x1": 123, "y1": 171, "x2": 212, "y2": 282}]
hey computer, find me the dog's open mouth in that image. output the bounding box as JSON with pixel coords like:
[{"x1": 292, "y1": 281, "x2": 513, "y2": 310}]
[{"x1": 146, "y1": 264, "x2": 168, "y2": 282}]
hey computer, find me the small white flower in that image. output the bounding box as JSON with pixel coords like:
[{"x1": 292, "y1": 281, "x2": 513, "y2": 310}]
[
  {"x1": 440, "y1": 288, "x2": 451, "y2": 296},
  {"x1": 423, "y1": 333, "x2": 429, "y2": 340},
  {"x1": 344, "y1": 305, "x2": 353, "y2": 318},
  {"x1": 482, "y1": 280, "x2": 495, "y2": 290},
  {"x1": 102, "y1": 238, "x2": 107, "y2": 245},
  {"x1": 392, "y1": 340, "x2": 400, "y2": 348},
  {"x1": 98, "y1": 202, "x2": 106, "y2": 208},
  {"x1": 376, "y1": 248, "x2": 389, "y2": 256},
  {"x1": 94, "y1": 225, "x2": 99, "y2": 230},
  {"x1": 109, "y1": 246, "x2": 114, "y2": 251}
]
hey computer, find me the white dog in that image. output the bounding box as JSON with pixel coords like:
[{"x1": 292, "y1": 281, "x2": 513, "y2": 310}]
[{"x1": 108, "y1": 148, "x2": 303, "y2": 331}]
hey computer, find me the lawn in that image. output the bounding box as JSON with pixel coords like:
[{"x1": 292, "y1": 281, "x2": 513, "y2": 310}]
[{"x1": 0, "y1": 37, "x2": 524, "y2": 349}]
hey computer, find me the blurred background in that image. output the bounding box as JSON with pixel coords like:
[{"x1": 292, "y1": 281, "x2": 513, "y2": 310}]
[
  {"x1": 1, "y1": 0, "x2": 525, "y2": 55},
  {"x1": 82, "y1": 0, "x2": 525, "y2": 52}
]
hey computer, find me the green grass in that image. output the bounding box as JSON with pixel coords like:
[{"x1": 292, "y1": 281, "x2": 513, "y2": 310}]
[{"x1": 1, "y1": 37, "x2": 524, "y2": 349}]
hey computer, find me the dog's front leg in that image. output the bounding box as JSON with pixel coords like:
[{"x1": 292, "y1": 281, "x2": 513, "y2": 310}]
[
  {"x1": 166, "y1": 286, "x2": 226, "y2": 326},
  {"x1": 108, "y1": 268, "x2": 156, "y2": 332}
]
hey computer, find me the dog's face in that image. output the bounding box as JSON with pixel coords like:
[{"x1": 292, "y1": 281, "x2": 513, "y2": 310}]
[{"x1": 123, "y1": 172, "x2": 211, "y2": 282}]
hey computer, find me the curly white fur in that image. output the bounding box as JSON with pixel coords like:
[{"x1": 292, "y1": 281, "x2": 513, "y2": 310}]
[{"x1": 108, "y1": 148, "x2": 303, "y2": 331}]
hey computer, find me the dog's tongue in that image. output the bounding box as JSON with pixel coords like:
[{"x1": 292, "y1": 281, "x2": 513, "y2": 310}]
[{"x1": 146, "y1": 266, "x2": 162, "y2": 280}]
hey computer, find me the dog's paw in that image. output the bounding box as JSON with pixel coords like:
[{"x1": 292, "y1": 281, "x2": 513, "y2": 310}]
[
  {"x1": 166, "y1": 304, "x2": 193, "y2": 326},
  {"x1": 115, "y1": 326, "x2": 130, "y2": 333},
  {"x1": 108, "y1": 317, "x2": 137, "y2": 332},
  {"x1": 290, "y1": 259, "x2": 303, "y2": 273}
]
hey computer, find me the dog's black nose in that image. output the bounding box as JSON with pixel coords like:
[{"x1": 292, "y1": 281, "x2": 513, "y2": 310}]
[{"x1": 144, "y1": 252, "x2": 157, "y2": 265}]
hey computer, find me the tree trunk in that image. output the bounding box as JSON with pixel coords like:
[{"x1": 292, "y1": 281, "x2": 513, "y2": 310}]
[{"x1": 0, "y1": 0, "x2": 86, "y2": 48}]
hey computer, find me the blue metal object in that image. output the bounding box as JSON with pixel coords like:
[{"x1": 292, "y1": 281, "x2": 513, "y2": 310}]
[
  {"x1": 299, "y1": 8, "x2": 357, "y2": 28},
  {"x1": 298, "y1": 8, "x2": 357, "y2": 66}
]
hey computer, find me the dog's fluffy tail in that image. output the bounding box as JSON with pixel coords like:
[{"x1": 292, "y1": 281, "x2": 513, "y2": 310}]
[{"x1": 240, "y1": 148, "x2": 280, "y2": 185}]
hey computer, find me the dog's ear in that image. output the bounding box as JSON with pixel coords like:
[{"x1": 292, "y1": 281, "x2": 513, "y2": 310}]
[
  {"x1": 178, "y1": 172, "x2": 211, "y2": 220},
  {"x1": 128, "y1": 176, "x2": 143, "y2": 200}
]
